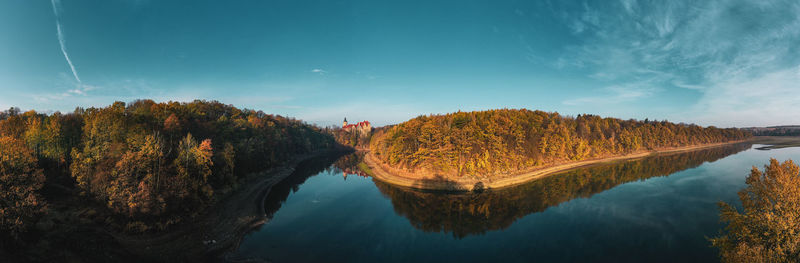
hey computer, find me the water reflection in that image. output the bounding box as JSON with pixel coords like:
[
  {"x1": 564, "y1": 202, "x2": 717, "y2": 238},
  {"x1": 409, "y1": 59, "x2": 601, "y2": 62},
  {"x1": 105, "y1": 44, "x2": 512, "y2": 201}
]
[
  {"x1": 262, "y1": 153, "x2": 349, "y2": 219},
  {"x1": 372, "y1": 143, "x2": 753, "y2": 238},
  {"x1": 260, "y1": 143, "x2": 752, "y2": 239},
  {"x1": 333, "y1": 152, "x2": 371, "y2": 180}
]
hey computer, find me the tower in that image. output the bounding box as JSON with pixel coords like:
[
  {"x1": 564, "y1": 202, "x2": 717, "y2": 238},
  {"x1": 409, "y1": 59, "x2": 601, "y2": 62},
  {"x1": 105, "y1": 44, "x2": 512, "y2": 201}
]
[{"x1": 342, "y1": 117, "x2": 348, "y2": 128}]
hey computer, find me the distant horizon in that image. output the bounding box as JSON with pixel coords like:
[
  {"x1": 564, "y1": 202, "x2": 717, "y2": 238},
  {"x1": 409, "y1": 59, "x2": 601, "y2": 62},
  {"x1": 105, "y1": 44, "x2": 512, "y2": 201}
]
[
  {"x1": 3, "y1": 98, "x2": 795, "y2": 129},
  {"x1": 2, "y1": 1, "x2": 799, "y2": 128}
]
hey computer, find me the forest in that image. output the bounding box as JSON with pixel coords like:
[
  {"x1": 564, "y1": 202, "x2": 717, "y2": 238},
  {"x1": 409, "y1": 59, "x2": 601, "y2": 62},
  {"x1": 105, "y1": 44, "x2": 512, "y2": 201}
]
[
  {"x1": 371, "y1": 109, "x2": 751, "y2": 178},
  {"x1": 0, "y1": 100, "x2": 336, "y2": 243},
  {"x1": 330, "y1": 126, "x2": 374, "y2": 149},
  {"x1": 741, "y1": 125, "x2": 800, "y2": 136}
]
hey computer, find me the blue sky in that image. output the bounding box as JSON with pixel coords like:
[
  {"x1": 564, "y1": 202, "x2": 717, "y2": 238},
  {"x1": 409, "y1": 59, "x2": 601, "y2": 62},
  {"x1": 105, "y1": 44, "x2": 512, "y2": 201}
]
[{"x1": 1, "y1": 0, "x2": 799, "y2": 127}]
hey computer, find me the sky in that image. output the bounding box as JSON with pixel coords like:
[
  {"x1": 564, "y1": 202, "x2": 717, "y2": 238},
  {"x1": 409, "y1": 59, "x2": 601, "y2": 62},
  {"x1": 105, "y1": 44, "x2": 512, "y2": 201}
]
[{"x1": 1, "y1": 0, "x2": 799, "y2": 127}]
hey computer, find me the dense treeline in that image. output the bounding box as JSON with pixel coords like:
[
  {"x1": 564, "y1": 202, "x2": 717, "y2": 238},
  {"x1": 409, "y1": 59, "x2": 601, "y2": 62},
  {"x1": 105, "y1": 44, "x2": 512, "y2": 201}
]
[
  {"x1": 371, "y1": 109, "x2": 751, "y2": 178},
  {"x1": 0, "y1": 100, "x2": 335, "y2": 234},
  {"x1": 329, "y1": 125, "x2": 381, "y2": 149},
  {"x1": 374, "y1": 143, "x2": 751, "y2": 238},
  {"x1": 0, "y1": 136, "x2": 47, "y2": 240},
  {"x1": 741, "y1": 126, "x2": 800, "y2": 136},
  {"x1": 330, "y1": 126, "x2": 372, "y2": 148}
]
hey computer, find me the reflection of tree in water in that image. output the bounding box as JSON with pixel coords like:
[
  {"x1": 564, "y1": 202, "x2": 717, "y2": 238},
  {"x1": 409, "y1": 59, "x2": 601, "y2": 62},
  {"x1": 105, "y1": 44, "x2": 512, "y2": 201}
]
[
  {"x1": 262, "y1": 153, "x2": 347, "y2": 218},
  {"x1": 332, "y1": 152, "x2": 370, "y2": 179},
  {"x1": 373, "y1": 143, "x2": 753, "y2": 239}
]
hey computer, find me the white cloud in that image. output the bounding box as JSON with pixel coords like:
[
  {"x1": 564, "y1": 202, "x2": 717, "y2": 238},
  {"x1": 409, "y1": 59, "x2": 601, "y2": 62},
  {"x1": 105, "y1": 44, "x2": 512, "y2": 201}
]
[
  {"x1": 620, "y1": 0, "x2": 637, "y2": 15},
  {"x1": 671, "y1": 81, "x2": 704, "y2": 90},
  {"x1": 31, "y1": 73, "x2": 97, "y2": 103},
  {"x1": 570, "y1": 20, "x2": 586, "y2": 34},
  {"x1": 51, "y1": 0, "x2": 81, "y2": 83},
  {"x1": 563, "y1": 83, "x2": 660, "y2": 106},
  {"x1": 646, "y1": 1, "x2": 677, "y2": 37},
  {"x1": 311, "y1": 68, "x2": 327, "y2": 75},
  {"x1": 66, "y1": 84, "x2": 96, "y2": 95},
  {"x1": 555, "y1": 0, "x2": 800, "y2": 126},
  {"x1": 30, "y1": 77, "x2": 152, "y2": 107},
  {"x1": 680, "y1": 67, "x2": 800, "y2": 127}
]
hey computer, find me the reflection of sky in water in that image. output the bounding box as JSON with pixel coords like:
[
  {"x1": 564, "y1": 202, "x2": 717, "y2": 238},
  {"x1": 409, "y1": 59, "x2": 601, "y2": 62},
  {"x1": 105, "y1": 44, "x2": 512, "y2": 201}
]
[{"x1": 236, "y1": 145, "x2": 800, "y2": 263}]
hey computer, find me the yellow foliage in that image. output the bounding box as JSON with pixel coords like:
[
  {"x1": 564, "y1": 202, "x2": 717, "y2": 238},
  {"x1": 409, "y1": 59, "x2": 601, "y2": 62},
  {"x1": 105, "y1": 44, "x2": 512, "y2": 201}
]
[
  {"x1": 372, "y1": 109, "x2": 750, "y2": 177},
  {"x1": 712, "y1": 159, "x2": 800, "y2": 262}
]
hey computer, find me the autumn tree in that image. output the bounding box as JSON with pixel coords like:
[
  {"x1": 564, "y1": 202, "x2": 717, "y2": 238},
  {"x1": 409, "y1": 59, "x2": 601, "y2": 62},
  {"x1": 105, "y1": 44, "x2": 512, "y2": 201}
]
[
  {"x1": 108, "y1": 134, "x2": 167, "y2": 216},
  {"x1": 0, "y1": 107, "x2": 24, "y2": 138},
  {"x1": 173, "y1": 134, "x2": 214, "y2": 210},
  {"x1": 22, "y1": 114, "x2": 46, "y2": 158},
  {"x1": 212, "y1": 142, "x2": 236, "y2": 189},
  {"x1": 372, "y1": 109, "x2": 750, "y2": 178},
  {"x1": 163, "y1": 113, "x2": 181, "y2": 144},
  {"x1": 2, "y1": 100, "x2": 335, "y2": 231},
  {"x1": 0, "y1": 136, "x2": 46, "y2": 238},
  {"x1": 711, "y1": 159, "x2": 800, "y2": 263},
  {"x1": 70, "y1": 104, "x2": 129, "y2": 197}
]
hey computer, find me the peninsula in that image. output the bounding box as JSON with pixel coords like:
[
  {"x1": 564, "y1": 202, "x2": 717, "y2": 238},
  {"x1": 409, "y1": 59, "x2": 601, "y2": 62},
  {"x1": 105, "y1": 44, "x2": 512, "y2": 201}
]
[{"x1": 365, "y1": 109, "x2": 751, "y2": 191}]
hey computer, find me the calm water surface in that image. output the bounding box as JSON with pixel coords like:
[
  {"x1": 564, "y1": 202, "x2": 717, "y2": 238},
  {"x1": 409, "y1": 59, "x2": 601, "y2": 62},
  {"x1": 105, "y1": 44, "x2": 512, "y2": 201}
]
[{"x1": 234, "y1": 143, "x2": 800, "y2": 263}]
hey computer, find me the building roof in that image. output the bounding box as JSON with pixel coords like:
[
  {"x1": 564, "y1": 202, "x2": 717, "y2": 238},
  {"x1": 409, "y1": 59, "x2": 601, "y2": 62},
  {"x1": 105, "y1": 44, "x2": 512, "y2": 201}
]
[{"x1": 343, "y1": 120, "x2": 371, "y2": 129}]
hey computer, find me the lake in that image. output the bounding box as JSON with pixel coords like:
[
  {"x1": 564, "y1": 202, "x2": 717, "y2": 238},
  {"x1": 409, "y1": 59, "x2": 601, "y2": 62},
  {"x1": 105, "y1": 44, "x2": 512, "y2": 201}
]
[{"x1": 232, "y1": 143, "x2": 799, "y2": 263}]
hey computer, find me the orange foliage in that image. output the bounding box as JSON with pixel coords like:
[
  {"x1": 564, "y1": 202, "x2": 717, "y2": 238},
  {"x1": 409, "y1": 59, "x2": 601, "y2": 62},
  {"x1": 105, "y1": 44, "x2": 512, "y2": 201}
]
[
  {"x1": 0, "y1": 136, "x2": 46, "y2": 238},
  {"x1": 1, "y1": 100, "x2": 335, "y2": 232},
  {"x1": 712, "y1": 159, "x2": 800, "y2": 262},
  {"x1": 372, "y1": 109, "x2": 751, "y2": 178}
]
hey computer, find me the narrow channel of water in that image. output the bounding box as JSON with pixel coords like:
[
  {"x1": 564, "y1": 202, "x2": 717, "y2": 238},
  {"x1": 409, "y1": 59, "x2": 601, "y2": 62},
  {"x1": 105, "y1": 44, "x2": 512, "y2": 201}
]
[{"x1": 234, "y1": 143, "x2": 799, "y2": 263}]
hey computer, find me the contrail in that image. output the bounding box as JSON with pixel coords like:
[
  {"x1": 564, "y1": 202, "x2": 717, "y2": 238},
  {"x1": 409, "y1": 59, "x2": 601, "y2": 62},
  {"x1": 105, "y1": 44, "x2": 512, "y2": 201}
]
[{"x1": 51, "y1": 0, "x2": 81, "y2": 83}]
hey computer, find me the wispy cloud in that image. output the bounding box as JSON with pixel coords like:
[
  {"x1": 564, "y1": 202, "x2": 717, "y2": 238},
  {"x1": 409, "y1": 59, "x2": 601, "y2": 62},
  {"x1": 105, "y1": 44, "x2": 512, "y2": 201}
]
[
  {"x1": 33, "y1": 74, "x2": 98, "y2": 103},
  {"x1": 620, "y1": 0, "x2": 637, "y2": 15},
  {"x1": 51, "y1": 0, "x2": 81, "y2": 84},
  {"x1": 311, "y1": 68, "x2": 327, "y2": 75},
  {"x1": 684, "y1": 66, "x2": 800, "y2": 127},
  {"x1": 554, "y1": 0, "x2": 800, "y2": 126},
  {"x1": 563, "y1": 83, "x2": 660, "y2": 106}
]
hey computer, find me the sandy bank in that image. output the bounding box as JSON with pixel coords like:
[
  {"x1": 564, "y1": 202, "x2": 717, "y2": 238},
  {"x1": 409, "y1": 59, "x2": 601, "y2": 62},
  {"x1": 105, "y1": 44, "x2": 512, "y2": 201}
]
[{"x1": 365, "y1": 140, "x2": 751, "y2": 191}]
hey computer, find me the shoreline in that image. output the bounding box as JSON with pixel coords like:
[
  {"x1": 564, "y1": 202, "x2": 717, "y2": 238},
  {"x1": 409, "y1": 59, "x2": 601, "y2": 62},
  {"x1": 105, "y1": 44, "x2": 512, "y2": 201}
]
[
  {"x1": 113, "y1": 149, "x2": 349, "y2": 262},
  {"x1": 365, "y1": 140, "x2": 751, "y2": 191}
]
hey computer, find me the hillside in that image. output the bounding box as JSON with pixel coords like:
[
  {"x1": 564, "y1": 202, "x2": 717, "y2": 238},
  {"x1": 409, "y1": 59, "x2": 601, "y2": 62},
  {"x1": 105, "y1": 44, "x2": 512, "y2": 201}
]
[
  {"x1": 0, "y1": 100, "x2": 336, "y2": 240},
  {"x1": 369, "y1": 109, "x2": 751, "y2": 184}
]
